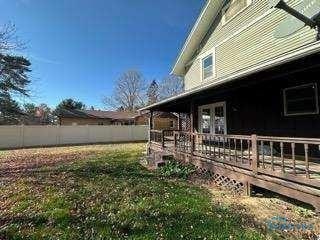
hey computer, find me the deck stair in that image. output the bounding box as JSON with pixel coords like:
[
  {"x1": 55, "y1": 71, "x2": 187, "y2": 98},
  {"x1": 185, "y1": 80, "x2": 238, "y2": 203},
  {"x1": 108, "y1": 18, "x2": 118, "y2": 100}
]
[{"x1": 147, "y1": 150, "x2": 173, "y2": 169}]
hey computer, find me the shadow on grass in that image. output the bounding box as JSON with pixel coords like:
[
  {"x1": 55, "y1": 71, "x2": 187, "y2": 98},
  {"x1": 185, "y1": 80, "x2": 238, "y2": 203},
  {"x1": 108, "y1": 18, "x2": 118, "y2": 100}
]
[
  {"x1": 0, "y1": 151, "x2": 267, "y2": 239},
  {"x1": 1, "y1": 198, "x2": 264, "y2": 240}
]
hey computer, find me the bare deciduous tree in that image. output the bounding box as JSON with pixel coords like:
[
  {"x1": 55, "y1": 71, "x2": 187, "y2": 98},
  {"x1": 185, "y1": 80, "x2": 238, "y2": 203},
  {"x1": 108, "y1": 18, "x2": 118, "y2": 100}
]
[
  {"x1": 103, "y1": 70, "x2": 146, "y2": 111},
  {"x1": 0, "y1": 23, "x2": 25, "y2": 53},
  {"x1": 159, "y1": 74, "x2": 184, "y2": 100},
  {"x1": 0, "y1": 23, "x2": 31, "y2": 125}
]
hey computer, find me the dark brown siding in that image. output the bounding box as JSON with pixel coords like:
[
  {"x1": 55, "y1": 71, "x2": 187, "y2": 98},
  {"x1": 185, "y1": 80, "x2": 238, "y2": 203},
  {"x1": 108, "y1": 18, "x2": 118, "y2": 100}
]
[{"x1": 193, "y1": 71, "x2": 320, "y2": 138}]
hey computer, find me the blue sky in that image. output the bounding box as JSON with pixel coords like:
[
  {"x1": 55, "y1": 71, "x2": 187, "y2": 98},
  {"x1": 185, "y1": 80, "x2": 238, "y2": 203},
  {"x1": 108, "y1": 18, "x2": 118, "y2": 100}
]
[{"x1": 0, "y1": 0, "x2": 204, "y2": 109}]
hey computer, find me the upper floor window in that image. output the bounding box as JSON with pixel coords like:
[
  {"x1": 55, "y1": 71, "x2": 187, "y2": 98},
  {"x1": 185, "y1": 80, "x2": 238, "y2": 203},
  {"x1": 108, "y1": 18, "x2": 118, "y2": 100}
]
[
  {"x1": 222, "y1": 0, "x2": 252, "y2": 25},
  {"x1": 283, "y1": 83, "x2": 319, "y2": 116},
  {"x1": 202, "y1": 54, "x2": 213, "y2": 80}
]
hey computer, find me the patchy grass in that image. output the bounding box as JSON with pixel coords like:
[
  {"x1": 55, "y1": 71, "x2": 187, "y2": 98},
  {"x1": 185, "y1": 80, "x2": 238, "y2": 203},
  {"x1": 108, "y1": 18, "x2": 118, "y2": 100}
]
[
  {"x1": 0, "y1": 143, "x2": 267, "y2": 239},
  {"x1": 0, "y1": 144, "x2": 317, "y2": 239}
]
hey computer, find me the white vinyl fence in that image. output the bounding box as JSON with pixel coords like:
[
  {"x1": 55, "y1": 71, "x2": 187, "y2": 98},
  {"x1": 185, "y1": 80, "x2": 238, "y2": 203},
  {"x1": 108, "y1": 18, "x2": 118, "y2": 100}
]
[{"x1": 0, "y1": 125, "x2": 148, "y2": 149}]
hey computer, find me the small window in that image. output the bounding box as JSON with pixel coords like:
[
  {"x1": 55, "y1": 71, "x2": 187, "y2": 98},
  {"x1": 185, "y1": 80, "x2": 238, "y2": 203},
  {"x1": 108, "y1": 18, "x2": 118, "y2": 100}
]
[
  {"x1": 284, "y1": 83, "x2": 319, "y2": 116},
  {"x1": 169, "y1": 120, "x2": 174, "y2": 128},
  {"x1": 222, "y1": 0, "x2": 252, "y2": 25},
  {"x1": 202, "y1": 54, "x2": 213, "y2": 80}
]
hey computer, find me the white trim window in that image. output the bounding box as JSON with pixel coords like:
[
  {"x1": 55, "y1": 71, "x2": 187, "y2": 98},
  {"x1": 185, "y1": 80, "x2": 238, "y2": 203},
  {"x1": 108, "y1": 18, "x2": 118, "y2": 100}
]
[
  {"x1": 202, "y1": 52, "x2": 215, "y2": 81},
  {"x1": 283, "y1": 83, "x2": 319, "y2": 116},
  {"x1": 222, "y1": 0, "x2": 252, "y2": 25},
  {"x1": 198, "y1": 102, "x2": 227, "y2": 135}
]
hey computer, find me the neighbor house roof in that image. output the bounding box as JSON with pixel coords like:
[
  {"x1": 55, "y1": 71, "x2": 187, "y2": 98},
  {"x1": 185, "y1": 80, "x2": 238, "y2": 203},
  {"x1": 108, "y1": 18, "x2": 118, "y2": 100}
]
[
  {"x1": 58, "y1": 109, "x2": 139, "y2": 121},
  {"x1": 83, "y1": 110, "x2": 138, "y2": 120}
]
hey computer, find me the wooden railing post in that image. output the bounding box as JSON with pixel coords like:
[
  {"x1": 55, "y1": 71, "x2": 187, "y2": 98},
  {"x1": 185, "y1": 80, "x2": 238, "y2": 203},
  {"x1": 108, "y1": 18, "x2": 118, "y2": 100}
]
[
  {"x1": 174, "y1": 132, "x2": 177, "y2": 150},
  {"x1": 251, "y1": 134, "x2": 258, "y2": 174},
  {"x1": 161, "y1": 130, "x2": 165, "y2": 148},
  {"x1": 191, "y1": 133, "x2": 195, "y2": 155}
]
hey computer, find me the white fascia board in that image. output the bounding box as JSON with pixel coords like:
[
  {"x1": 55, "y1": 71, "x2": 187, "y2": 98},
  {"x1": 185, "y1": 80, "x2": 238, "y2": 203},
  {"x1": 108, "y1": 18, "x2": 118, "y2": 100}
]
[
  {"x1": 141, "y1": 42, "x2": 320, "y2": 111},
  {"x1": 171, "y1": 0, "x2": 221, "y2": 76}
]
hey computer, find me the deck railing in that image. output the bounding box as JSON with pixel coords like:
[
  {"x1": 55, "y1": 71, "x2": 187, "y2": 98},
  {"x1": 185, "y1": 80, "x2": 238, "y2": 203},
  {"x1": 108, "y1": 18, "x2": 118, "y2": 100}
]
[
  {"x1": 194, "y1": 133, "x2": 253, "y2": 170},
  {"x1": 149, "y1": 130, "x2": 320, "y2": 187},
  {"x1": 150, "y1": 130, "x2": 163, "y2": 145},
  {"x1": 150, "y1": 129, "x2": 176, "y2": 147},
  {"x1": 173, "y1": 131, "x2": 253, "y2": 170},
  {"x1": 256, "y1": 136, "x2": 320, "y2": 187}
]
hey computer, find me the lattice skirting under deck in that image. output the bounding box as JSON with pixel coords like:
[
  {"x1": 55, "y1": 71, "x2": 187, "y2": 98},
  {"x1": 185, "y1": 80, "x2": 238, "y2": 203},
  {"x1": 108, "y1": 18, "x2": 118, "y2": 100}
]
[{"x1": 195, "y1": 166, "x2": 246, "y2": 195}]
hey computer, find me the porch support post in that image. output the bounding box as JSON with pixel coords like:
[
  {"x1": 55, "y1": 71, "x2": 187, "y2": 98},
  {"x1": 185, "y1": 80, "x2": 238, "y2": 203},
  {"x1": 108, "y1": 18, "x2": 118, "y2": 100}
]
[
  {"x1": 190, "y1": 101, "x2": 195, "y2": 155},
  {"x1": 177, "y1": 113, "x2": 181, "y2": 131},
  {"x1": 251, "y1": 134, "x2": 259, "y2": 174},
  {"x1": 150, "y1": 110, "x2": 154, "y2": 129},
  {"x1": 245, "y1": 182, "x2": 252, "y2": 196},
  {"x1": 148, "y1": 110, "x2": 154, "y2": 142},
  {"x1": 190, "y1": 101, "x2": 195, "y2": 133},
  {"x1": 146, "y1": 110, "x2": 154, "y2": 155}
]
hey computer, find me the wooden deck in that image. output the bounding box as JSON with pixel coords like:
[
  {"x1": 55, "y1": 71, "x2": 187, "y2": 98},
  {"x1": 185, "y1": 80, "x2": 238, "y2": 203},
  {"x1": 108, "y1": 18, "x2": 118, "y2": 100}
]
[{"x1": 149, "y1": 130, "x2": 320, "y2": 212}]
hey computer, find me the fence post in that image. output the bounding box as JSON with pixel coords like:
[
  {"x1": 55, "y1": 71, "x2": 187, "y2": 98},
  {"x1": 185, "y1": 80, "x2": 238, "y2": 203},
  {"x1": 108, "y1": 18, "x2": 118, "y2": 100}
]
[
  {"x1": 56, "y1": 125, "x2": 61, "y2": 145},
  {"x1": 20, "y1": 124, "x2": 25, "y2": 148},
  {"x1": 251, "y1": 134, "x2": 258, "y2": 174},
  {"x1": 86, "y1": 125, "x2": 90, "y2": 143}
]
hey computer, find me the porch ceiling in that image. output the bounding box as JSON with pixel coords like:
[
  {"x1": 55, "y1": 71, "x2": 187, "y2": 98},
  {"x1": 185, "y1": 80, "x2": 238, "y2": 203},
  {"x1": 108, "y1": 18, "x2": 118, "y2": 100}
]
[{"x1": 141, "y1": 47, "x2": 320, "y2": 113}]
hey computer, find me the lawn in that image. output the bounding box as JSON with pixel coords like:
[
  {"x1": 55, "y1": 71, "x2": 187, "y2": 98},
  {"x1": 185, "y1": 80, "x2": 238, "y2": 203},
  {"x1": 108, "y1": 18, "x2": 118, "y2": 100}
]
[{"x1": 0, "y1": 143, "x2": 314, "y2": 239}]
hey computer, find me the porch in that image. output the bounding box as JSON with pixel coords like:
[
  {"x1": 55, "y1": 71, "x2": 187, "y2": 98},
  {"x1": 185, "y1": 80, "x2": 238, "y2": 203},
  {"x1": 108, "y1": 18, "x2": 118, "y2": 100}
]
[
  {"x1": 143, "y1": 54, "x2": 320, "y2": 212},
  {"x1": 149, "y1": 129, "x2": 320, "y2": 212}
]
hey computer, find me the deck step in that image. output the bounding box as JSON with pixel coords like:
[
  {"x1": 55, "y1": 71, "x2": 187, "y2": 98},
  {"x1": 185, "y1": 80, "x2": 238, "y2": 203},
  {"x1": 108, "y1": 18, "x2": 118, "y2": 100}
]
[{"x1": 146, "y1": 151, "x2": 173, "y2": 169}]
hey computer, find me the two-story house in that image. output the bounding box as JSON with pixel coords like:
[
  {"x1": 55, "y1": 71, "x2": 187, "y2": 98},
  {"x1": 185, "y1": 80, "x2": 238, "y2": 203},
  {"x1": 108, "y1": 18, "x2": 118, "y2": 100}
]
[{"x1": 142, "y1": 0, "x2": 320, "y2": 212}]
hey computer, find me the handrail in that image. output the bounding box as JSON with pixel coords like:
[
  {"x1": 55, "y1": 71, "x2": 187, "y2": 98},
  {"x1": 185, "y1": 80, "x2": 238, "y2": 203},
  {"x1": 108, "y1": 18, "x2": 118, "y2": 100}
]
[
  {"x1": 173, "y1": 131, "x2": 252, "y2": 140},
  {"x1": 166, "y1": 131, "x2": 320, "y2": 187},
  {"x1": 257, "y1": 135, "x2": 320, "y2": 145},
  {"x1": 149, "y1": 129, "x2": 162, "y2": 133}
]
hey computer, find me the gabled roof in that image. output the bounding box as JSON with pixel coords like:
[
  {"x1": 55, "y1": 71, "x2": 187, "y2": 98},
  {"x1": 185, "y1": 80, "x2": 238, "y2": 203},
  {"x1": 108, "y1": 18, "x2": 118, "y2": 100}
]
[
  {"x1": 57, "y1": 109, "x2": 93, "y2": 119},
  {"x1": 58, "y1": 109, "x2": 139, "y2": 120},
  {"x1": 84, "y1": 110, "x2": 138, "y2": 120},
  {"x1": 171, "y1": 0, "x2": 223, "y2": 76}
]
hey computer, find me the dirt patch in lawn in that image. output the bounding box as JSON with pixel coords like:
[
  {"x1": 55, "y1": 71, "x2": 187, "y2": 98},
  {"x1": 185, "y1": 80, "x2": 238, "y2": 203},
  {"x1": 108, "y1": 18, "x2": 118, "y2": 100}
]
[{"x1": 200, "y1": 182, "x2": 320, "y2": 240}]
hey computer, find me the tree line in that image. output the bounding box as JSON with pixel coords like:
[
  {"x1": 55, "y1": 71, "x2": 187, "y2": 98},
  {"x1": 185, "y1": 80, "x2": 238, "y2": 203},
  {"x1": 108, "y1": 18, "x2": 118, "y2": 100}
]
[
  {"x1": 0, "y1": 24, "x2": 86, "y2": 125},
  {"x1": 103, "y1": 70, "x2": 184, "y2": 112},
  {"x1": 0, "y1": 23, "x2": 184, "y2": 125}
]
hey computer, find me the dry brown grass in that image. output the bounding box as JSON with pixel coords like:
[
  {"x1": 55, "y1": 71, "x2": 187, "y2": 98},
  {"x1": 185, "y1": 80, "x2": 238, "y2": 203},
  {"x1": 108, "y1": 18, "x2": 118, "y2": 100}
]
[{"x1": 206, "y1": 186, "x2": 320, "y2": 239}]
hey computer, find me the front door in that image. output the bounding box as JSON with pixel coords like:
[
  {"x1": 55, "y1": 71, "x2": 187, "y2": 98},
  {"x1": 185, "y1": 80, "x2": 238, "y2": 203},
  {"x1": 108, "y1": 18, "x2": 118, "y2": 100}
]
[{"x1": 198, "y1": 102, "x2": 227, "y2": 135}]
